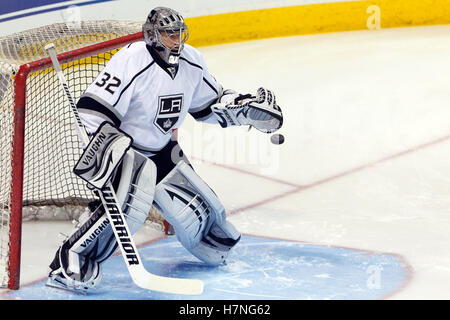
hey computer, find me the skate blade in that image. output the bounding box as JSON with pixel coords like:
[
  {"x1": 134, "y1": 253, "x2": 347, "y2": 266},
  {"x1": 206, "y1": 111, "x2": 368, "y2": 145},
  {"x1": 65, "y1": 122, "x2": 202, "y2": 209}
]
[{"x1": 46, "y1": 277, "x2": 88, "y2": 295}]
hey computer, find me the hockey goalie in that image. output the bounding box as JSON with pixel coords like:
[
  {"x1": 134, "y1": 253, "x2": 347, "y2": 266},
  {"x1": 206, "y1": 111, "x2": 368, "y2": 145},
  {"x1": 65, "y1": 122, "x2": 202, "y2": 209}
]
[{"x1": 47, "y1": 6, "x2": 283, "y2": 293}]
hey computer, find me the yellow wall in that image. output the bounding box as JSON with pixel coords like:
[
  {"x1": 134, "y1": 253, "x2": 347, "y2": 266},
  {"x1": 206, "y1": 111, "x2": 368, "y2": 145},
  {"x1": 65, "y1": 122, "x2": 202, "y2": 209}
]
[{"x1": 186, "y1": 0, "x2": 450, "y2": 47}]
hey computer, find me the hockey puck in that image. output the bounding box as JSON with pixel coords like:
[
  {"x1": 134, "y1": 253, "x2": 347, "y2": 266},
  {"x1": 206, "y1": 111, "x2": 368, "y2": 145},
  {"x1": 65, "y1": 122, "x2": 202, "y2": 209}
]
[{"x1": 271, "y1": 133, "x2": 285, "y2": 145}]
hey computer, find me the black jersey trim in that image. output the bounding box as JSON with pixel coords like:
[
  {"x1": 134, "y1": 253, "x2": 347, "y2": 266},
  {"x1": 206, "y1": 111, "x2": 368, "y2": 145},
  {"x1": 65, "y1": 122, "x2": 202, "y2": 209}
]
[
  {"x1": 203, "y1": 77, "x2": 219, "y2": 95},
  {"x1": 179, "y1": 57, "x2": 220, "y2": 95},
  {"x1": 112, "y1": 61, "x2": 155, "y2": 107},
  {"x1": 147, "y1": 45, "x2": 179, "y2": 79},
  {"x1": 179, "y1": 56, "x2": 202, "y2": 70},
  {"x1": 189, "y1": 97, "x2": 218, "y2": 120},
  {"x1": 189, "y1": 106, "x2": 213, "y2": 120},
  {"x1": 77, "y1": 96, "x2": 121, "y2": 127}
]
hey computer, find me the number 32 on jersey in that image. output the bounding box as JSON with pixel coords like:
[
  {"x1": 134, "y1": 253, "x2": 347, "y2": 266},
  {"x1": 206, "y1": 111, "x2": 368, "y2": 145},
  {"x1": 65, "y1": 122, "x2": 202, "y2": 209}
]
[{"x1": 95, "y1": 72, "x2": 121, "y2": 94}]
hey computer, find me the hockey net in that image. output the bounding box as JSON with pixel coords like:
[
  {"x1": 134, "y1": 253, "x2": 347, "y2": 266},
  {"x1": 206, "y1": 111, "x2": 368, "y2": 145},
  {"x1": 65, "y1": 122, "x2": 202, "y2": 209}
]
[{"x1": 0, "y1": 21, "x2": 167, "y2": 290}]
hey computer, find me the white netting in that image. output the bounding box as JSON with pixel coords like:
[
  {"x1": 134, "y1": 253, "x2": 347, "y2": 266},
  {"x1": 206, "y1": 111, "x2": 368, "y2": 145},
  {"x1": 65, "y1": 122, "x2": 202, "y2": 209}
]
[
  {"x1": 0, "y1": 21, "x2": 147, "y2": 64},
  {"x1": 0, "y1": 21, "x2": 165, "y2": 289}
]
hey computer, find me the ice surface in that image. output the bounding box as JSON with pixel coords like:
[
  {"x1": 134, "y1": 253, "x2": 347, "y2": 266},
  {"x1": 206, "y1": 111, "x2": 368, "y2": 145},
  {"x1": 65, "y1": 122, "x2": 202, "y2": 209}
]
[{"x1": 3, "y1": 25, "x2": 450, "y2": 299}]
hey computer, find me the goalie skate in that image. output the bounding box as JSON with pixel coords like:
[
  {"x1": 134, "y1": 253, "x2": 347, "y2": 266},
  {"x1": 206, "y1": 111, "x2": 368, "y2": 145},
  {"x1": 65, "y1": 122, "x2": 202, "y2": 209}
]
[
  {"x1": 45, "y1": 248, "x2": 102, "y2": 295},
  {"x1": 46, "y1": 273, "x2": 88, "y2": 295}
]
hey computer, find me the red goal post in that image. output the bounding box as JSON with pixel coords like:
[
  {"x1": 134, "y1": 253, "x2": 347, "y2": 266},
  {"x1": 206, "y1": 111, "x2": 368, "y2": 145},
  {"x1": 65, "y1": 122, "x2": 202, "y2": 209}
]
[{"x1": 0, "y1": 21, "x2": 167, "y2": 290}]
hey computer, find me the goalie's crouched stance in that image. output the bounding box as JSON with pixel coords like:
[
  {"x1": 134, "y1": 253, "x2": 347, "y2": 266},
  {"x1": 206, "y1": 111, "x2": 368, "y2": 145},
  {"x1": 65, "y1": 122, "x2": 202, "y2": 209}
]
[{"x1": 47, "y1": 123, "x2": 240, "y2": 292}]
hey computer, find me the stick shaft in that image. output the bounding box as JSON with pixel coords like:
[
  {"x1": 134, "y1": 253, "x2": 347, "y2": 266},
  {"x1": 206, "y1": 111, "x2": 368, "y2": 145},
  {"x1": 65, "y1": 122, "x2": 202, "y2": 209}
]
[{"x1": 46, "y1": 44, "x2": 90, "y2": 144}]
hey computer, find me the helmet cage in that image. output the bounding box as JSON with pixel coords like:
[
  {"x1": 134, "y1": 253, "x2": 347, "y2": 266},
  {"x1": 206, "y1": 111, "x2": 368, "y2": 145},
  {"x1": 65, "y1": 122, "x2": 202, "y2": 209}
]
[{"x1": 142, "y1": 8, "x2": 189, "y2": 66}]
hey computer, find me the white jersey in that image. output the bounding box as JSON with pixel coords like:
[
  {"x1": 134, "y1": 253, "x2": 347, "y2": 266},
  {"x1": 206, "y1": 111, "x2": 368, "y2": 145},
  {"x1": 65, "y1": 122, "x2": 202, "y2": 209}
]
[{"x1": 77, "y1": 41, "x2": 222, "y2": 154}]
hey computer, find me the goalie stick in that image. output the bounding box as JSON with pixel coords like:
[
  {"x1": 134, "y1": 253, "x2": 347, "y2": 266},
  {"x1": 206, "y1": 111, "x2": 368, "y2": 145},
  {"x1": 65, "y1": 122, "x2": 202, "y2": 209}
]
[{"x1": 44, "y1": 43, "x2": 203, "y2": 295}]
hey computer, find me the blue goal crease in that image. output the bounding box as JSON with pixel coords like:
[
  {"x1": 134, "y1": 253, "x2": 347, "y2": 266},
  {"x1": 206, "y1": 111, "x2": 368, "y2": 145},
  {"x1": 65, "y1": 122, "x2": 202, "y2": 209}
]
[{"x1": 3, "y1": 235, "x2": 409, "y2": 300}]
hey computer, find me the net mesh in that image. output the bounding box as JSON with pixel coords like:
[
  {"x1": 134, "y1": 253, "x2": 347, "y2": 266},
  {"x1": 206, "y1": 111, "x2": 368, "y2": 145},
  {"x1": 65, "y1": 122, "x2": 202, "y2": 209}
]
[{"x1": 0, "y1": 21, "x2": 165, "y2": 289}]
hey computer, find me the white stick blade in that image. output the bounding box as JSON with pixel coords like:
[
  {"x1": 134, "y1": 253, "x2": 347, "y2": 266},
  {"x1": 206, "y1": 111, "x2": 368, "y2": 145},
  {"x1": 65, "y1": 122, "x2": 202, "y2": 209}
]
[{"x1": 133, "y1": 267, "x2": 204, "y2": 295}]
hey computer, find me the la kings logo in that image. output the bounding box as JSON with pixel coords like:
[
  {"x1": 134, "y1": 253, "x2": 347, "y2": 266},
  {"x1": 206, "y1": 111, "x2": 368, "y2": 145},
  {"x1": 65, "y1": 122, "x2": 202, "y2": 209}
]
[{"x1": 154, "y1": 94, "x2": 183, "y2": 134}]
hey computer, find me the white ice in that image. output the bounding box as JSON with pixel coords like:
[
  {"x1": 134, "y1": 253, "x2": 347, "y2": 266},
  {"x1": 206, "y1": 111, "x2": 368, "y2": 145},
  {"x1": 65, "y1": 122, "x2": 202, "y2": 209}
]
[{"x1": 5, "y1": 24, "x2": 450, "y2": 299}]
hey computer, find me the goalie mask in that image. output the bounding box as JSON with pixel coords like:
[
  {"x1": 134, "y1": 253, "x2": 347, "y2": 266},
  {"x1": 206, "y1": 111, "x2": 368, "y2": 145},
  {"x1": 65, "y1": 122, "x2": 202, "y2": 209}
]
[{"x1": 142, "y1": 7, "x2": 189, "y2": 66}]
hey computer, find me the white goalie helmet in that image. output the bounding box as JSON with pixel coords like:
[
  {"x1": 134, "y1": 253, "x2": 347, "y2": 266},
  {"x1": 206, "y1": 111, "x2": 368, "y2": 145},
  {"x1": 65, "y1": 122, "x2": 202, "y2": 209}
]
[{"x1": 142, "y1": 7, "x2": 189, "y2": 66}]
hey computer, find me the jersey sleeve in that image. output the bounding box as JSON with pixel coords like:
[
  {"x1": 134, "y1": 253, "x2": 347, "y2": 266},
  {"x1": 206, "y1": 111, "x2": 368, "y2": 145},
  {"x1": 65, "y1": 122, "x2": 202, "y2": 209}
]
[
  {"x1": 188, "y1": 52, "x2": 223, "y2": 123},
  {"x1": 77, "y1": 47, "x2": 137, "y2": 133}
]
